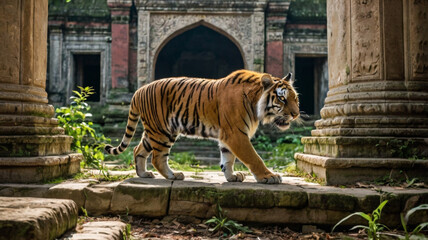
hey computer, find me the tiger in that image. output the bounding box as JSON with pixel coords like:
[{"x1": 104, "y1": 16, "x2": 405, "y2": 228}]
[{"x1": 104, "y1": 70, "x2": 300, "y2": 184}]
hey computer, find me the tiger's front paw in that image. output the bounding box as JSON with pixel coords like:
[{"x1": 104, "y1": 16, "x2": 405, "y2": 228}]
[
  {"x1": 256, "y1": 173, "x2": 282, "y2": 184},
  {"x1": 226, "y1": 172, "x2": 246, "y2": 182},
  {"x1": 169, "y1": 172, "x2": 185, "y2": 180},
  {"x1": 137, "y1": 171, "x2": 155, "y2": 178}
]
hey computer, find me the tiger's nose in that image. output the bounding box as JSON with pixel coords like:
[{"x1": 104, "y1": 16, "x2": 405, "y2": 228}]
[{"x1": 291, "y1": 112, "x2": 299, "y2": 120}]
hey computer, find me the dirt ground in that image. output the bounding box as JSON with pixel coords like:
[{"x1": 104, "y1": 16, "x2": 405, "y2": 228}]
[{"x1": 84, "y1": 215, "x2": 371, "y2": 240}]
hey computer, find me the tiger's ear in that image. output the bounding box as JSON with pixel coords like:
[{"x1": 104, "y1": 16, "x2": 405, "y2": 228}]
[
  {"x1": 261, "y1": 74, "x2": 273, "y2": 90},
  {"x1": 282, "y1": 72, "x2": 294, "y2": 85}
]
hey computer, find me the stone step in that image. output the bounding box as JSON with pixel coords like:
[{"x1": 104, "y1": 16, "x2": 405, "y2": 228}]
[
  {"x1": 0, "y1": 197, "x2": 78, "y2": 240},
  {"x1": 0, "y1": 173, "x2": 427, "y2": 228},
  {"x1": 61, "y1": 221, "x2": 127, "y2": 240}
]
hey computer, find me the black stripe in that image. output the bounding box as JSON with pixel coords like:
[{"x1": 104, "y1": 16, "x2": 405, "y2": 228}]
[
  {"x1": 152, "y1": 147, "x2": 161, "y2": 152},
  {"x1": 113, "y1": 148, "x2": 119, "y2": 155},
  {"x1": 237, "y1": 128, "x2": 248, "y2": 136},
  {"x1": 130, "y1": 111, "x2": 139, "y2": 117},
  {"x1": 149, "y1": 137, "x2": 171, "y2": 148},
  {"x1": 220, "y1": 147, "x2": 230, "y2": 153},
  {"x1": 142, "y1": 139, "x2": 152, "y2": 152},
  {"x1": 120, "y1": 142, "x2": 128, "y2": 148},
  {"x1": 125, "y1": 132, "x2": 133, "y2": 138},
  {"x1": 129, "y1": 117, "x2": 138, "y2": 122},
  {"x1": 163, "y1": 153, "x2": 169, "y2": 157},
  {"x1": 127, "y1": 126, "x2": 135, "y2": 132}
]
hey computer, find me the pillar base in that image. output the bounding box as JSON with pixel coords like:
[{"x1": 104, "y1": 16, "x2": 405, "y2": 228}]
[
  {"x1": 295, "y1": 153, "x2": 428, "y2": 185},
  {"x1": 0, "y1": 153, "x2": 82, "y2": 183}
]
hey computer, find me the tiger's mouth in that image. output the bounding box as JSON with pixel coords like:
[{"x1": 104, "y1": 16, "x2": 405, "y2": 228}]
[{"x1": 273, "y1": 117, "x2": 291, "y2": 131}]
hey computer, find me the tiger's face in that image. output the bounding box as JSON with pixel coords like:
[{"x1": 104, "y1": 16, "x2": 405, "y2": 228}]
[{"x1": 257, "y1": 73, "x2": 300, "y2": 131}]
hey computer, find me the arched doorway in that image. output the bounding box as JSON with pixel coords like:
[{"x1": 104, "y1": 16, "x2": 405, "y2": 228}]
[{"x1": 154, "y1": 25, "x2": 245, "y2": 80}]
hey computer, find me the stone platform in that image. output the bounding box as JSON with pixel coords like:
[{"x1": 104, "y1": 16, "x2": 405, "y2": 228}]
[
  {"x1": 0, "y1": 197, "x2": 78, "y2": 240},
  {"x1": 0, "y1": 172, "x2": 427, "y2": 230}
]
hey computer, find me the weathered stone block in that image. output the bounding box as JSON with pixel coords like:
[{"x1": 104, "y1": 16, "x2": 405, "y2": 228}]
[
  {"x1": 110, "y1": 178, "x2": 170, "y2": 217},
  {"x1": 84, "y1": 187, "x2": 113, "y2": 216},
  {"x1": 61, "y1": 221, "x2": 127, "y2": 240},
  {"x1": 46, "y1": 182, "x2": 90, "y2": 208},
  {"x1": 0, "y1": 197, "x2": 78, "y2": 240}
]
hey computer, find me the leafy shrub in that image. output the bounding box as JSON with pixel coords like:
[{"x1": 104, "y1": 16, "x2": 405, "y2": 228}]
[
  {"x1": 56, "y1": 86, "x2": 110, "y2": 169},
  {"x1": 332, "y1": 200, "x2": 389, "y2": 240}
]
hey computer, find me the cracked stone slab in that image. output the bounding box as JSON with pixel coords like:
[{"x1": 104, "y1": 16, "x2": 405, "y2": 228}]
[
  {"x1": 110, "y1": 178, "x2": 171, "y2": 217},
  {"x1": 0, "y1": 197, "x2": 78, "y2": 240}
]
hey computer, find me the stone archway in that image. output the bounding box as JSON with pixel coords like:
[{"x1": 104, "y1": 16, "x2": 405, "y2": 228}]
[
  {"x1": 154, "y1": 25, "x2": 245, "y2": 80},
  {"x1": 136, "y1": 1, "x2": 266, "y2": 86}
]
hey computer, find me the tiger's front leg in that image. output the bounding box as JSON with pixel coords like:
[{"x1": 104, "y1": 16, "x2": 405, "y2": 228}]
[{"x1": 222, "y1": 133, "x2": 282, "y2": 184}]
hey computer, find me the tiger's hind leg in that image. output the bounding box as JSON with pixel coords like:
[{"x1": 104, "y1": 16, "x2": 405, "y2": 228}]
[
  {"x1": 219, "y1": 143, "x2": 245, "y2": 182},
  {"x1": 133, "y1": 134, "x2": 155, "y2": 178},
  {"x1": 149, "y1": 137, "x2": 184, "y2": 180}
]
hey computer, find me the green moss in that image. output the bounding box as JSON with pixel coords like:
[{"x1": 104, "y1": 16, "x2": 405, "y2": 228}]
[
  {"x1": 218, "y1": 189, "x2": 275, "y2": 208},
  {"x1": 288, "y1": 0, "x2": 327, "y2": 24},
  {"x1": 49, "y1": 0, "x2": 110, "y2": 18}
]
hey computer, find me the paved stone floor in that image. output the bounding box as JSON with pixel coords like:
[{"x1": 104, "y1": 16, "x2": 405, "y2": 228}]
[{"x1": 0, "y1": 171, "x2": 427, "y2": 231}]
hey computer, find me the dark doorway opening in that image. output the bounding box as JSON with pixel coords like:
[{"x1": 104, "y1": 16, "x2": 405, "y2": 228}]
[
  {"x1": 73, "y1": 54, "x2": 101, "y2": 102},
  {"x1": 155, "y1": 25, "x2": 245, "y2": 80},
  {"x1": 294, "y1": 56, "x2": 328, "y2": 115}
]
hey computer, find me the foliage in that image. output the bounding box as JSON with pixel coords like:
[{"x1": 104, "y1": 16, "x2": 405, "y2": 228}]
[
  {"x1": 205, "y1": 205, "x2": 251, "y2": 236},
  {"x1": 400, "y1": 204, "x2": 428, "y2": 240},
  {"x1": 332, "y1": 200, "x2": 389, "y2": 240},
  {"x1": 253, "y1": 134, "x2": 303, "y2": 171},
  {"x1": 252, "y1": 135, "x2": 274, "y2": 151},
  {"x1": 56, "y1": 86, "x2": 110, "y2": 170}
]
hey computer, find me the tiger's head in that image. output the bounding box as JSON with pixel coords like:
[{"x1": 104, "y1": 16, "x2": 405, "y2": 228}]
[{"x1": 257, "y1": 73, "x2": 300, "y2": 131}]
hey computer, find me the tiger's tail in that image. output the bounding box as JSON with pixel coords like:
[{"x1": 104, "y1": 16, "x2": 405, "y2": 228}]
[{"x1": 104, "y1": 103, "x2": 140, "y2": 155}]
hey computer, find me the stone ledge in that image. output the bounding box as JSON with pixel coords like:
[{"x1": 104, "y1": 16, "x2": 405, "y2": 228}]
[
  {"x1": 0, "y1": 153, "x2": 82, "y2": 183},
  {"x1": 295, "y1": 153, "x2": 428, "y2": 185},
  {"x1": 60, "y1": 221, "x2": 127, "y2": 240},
  {"x1": 0, "y1": 172, "x2": 427, "y2": 228},
  {"x1": 0, "y1": 197, "x2": 78, "y2": 240}
]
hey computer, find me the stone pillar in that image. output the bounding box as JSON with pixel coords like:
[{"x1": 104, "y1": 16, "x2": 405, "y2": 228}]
[
  {"x1": 104, "y1": 1, "x2": 134, "y2": 129},
  {"x1": 108, "y1": 1, "x2": 131, "y2": 89},
  {"x1": 265, "y1": 0, "x2": 290, "y2": 78},
  {"x1": 0, "y1": 0, "x2": 82, "y2": 183},
  {"x1": 295, "y1": 0, "x2": 428, "y2": 185}
]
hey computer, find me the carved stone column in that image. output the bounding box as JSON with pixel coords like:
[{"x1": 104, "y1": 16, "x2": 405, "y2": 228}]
[
  {"x1": 265, "y1": 0, "x2": 290, "y2": 78},
  {"x1": 295, "y1": 0, "x2": 428, "y2": 185},
  {"x1": 0, "y1": 0, "x2": 82, "y2": 183}
]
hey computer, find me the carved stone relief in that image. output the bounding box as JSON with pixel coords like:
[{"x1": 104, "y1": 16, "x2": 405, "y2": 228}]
[
  {"x1": 351, "y1": 0, "x2": 381, "y2": 80},
  {"x1": 137, "y1": 11, "x2": 264, "y2": 85},
  {"x1": 409, "y1": 0, "x2": 428, "y2": 79}
]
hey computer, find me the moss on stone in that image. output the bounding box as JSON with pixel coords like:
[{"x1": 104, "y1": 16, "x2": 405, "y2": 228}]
[
  {"x1": 49, "y1": 0, "x2": 110, "y2": 18},
  {"x1": 288, "y1": 0, "x2": 326, "y2": 24},
  {"x1": 217, "y1": 188, "x2": 275, "y2": 208}
]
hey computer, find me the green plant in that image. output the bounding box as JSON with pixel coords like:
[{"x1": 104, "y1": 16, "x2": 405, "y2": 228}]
[
  {"x1": 124, "y1": 223, "x2": 132, "y2": 240},
  {"x1": 400, "y1": 204, "x2": 428, "y2": 240},
  {"x1": 56, "y1": 86, "x2": 110, "y2": 170},
  {"x1": 205, "y1": 205, "x2": 251, "y2": 236},
  {"x1": 332, "y1": 200, "x2": 389, "y2": 240},
  {"x1": 171, "y1": 152, "x2": 199, "y2": 165},
  {"x1": 252, "y1": 135, "x2": 274, "y2": 151}
]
